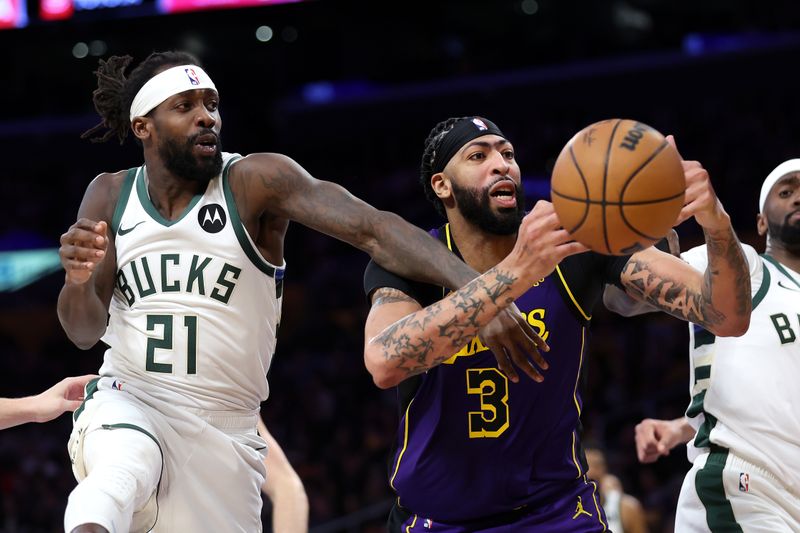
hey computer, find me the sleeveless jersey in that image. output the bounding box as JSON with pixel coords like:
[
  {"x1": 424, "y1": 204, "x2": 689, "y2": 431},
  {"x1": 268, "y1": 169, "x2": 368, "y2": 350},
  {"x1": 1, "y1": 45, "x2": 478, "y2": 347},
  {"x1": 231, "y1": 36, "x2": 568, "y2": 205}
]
[
  {"x1": 365, "y1": 224, "x2": 602, "y2": 522},
  {"x1": 683, "y1": 244, "x2": 800, "y2": 494},
  {"x1": 100, "y1": 153, "x2": 285, "y2": 412}
]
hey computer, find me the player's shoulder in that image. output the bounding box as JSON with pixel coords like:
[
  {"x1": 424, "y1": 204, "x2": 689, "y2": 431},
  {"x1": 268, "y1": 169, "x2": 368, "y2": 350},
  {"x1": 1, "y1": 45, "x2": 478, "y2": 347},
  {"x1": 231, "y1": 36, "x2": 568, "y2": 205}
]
[
  {"x1": 229, "y1": 152, "x2": 301, "y2": 177},
  {"x1": 80, "y1": 169, "x2": 135, "y2": 223},
  {"x1": 90, "y1": 169, "x2": 130, "y2": 190}
]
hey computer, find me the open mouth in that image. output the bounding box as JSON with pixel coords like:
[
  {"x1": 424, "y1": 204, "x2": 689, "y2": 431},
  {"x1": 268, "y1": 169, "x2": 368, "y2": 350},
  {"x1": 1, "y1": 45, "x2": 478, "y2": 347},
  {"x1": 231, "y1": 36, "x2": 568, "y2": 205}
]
[
  {"x1": 489, "y1": 180, "x2": 518, "y2": 208},
  {"x1": 194, "y1": 133, "x2": 218, "y2": 155}
]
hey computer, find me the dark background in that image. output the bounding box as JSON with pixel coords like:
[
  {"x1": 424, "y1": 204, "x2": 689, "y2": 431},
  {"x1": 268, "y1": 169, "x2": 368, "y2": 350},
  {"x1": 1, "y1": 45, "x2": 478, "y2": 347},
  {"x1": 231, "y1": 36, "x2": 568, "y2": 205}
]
[{"x1": 2, "y1": 0, "x2": 800, "y2": 531}]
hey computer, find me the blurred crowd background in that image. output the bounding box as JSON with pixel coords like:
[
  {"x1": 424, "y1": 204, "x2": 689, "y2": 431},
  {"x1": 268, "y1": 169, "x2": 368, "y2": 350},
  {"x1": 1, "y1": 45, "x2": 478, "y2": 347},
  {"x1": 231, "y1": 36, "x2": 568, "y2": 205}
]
[{"x1": 2, "y1": 0, "x2": 800, "y2": 531}]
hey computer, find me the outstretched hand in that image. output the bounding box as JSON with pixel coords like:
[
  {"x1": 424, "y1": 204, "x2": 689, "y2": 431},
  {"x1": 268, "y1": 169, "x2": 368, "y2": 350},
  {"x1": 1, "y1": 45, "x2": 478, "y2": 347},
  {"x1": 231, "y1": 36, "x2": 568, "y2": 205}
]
[
  {"x1": 31, "y1": 374, "x2": 97, "y2": 423},
  {"x1": 480, "y1": 200, "x2": 588, "y2": 383},
  {"x1": 479, "y1": 303, "x2": 549, "y2": 383}
]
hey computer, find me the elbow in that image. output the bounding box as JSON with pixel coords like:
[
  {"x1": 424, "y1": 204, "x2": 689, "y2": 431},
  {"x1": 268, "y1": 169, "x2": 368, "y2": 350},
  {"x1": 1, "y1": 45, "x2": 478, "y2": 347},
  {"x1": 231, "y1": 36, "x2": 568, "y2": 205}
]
[
  {"x1": 712, "y1": 313, "x2": 751, "y2": 337},
  {"x1": 64, "y1": 330, "x2": 102, "y2": 350},
  {"x1": 365, "y1": 355, "x2": 402, "y2": 389},
  {"x1": 73, "y1": 338, "x2": 100, "y2": 350},
  {"x1": 370, "y1": 368, "x2": 402, "y2": 389},
  {"x1": 373, "y1": 374, "x2": 401, "y2": 390}
]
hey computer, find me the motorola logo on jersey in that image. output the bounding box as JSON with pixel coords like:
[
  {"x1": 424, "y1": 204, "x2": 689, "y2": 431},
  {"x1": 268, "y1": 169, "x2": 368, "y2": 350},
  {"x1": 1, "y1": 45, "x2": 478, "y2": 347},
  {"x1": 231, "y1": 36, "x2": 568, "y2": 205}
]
[{"x1": 198, "y1": 204, "x2": 226, "y2": 233}]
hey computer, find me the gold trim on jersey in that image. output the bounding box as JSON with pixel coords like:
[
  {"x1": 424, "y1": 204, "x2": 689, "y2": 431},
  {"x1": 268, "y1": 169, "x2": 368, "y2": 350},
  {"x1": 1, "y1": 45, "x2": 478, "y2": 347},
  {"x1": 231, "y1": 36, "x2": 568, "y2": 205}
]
[
  {"x1": 570, "y1": 326, "x2": 587, "y2": 477},
  {"x1": 587, "y1": 479, "x2": 608, "y2": 531},
  {"x1": 556, "y1": 265, "x2": 591, "y2": 321},
  {"x1": 390, "y1": 398, "x2": 415, "y2": 493}
]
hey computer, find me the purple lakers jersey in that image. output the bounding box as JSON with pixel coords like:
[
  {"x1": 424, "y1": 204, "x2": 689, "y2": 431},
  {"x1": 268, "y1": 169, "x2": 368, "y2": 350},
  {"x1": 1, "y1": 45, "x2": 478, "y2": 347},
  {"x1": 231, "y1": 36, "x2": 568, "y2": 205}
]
[{"x1": 364, "y1": 223, "x2": 630, "y2": 522}]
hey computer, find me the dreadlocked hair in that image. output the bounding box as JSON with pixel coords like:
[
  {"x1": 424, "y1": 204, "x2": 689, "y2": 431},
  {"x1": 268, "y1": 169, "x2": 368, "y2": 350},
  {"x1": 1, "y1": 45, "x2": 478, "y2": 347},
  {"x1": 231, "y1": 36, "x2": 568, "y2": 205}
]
[
  {"x1": 81, "y1": 51, "x2": 202, "y2": 144},
  {"x1": 419, "y1": 117, "x2": 467, "y2": 218}
]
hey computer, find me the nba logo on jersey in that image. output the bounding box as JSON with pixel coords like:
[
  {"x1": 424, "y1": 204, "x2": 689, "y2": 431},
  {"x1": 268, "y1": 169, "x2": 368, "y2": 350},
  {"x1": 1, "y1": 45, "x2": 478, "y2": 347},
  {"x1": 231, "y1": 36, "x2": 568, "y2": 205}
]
[
  {"x1": 423, "y1": 518, "x2": 433, "y2": 529},
  {"x1": 471, "y1": 118, "x2": 488, "y2": 131},
  {"x1": 185, "y1": 68, "x2": 201, "y2": 85},
  {"x1": 739, "y1": 472, "x2": 749, "y2": 492}
]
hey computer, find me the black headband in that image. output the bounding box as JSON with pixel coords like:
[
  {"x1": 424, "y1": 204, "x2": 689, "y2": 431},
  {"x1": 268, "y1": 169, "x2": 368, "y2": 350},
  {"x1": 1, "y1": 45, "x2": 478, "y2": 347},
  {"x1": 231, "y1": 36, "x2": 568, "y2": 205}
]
[{"x1": 431, "y1": 117, "x2": 506, "y2": 175}]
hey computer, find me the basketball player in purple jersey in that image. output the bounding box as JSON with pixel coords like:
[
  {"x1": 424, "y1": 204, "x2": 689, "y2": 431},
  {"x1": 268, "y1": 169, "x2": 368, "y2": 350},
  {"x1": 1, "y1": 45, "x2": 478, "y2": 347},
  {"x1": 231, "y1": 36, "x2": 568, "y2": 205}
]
[{"x1": 362, "y1": 116, "x2": 751, "y2": 531}]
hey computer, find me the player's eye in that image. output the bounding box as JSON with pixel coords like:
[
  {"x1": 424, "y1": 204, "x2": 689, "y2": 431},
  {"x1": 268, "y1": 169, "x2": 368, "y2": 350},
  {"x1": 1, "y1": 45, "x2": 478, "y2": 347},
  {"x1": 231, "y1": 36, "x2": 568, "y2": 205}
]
[
  {"x1": 503, "y1": 150, "x2": 515, "y2": 159},
  {"x1": 468, "y1": 152, "x2": 486, "y2": 161},
  {"x1": 778, "y1": 188, "x2": 794, "y2": 198}
]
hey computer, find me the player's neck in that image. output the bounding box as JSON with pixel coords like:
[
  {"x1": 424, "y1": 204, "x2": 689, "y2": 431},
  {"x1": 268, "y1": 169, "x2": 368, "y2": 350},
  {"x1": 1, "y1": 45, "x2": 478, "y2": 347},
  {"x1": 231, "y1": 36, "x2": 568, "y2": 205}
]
[
  {"x1": 143, "y1": 160, "x2": 207, "y2": 220},
  {"x1": 766, "y1": 242, "x2": 800, "y2": 275},
  {"x1": 446, "y1": 218, "x2": 516, "y2": 273}
]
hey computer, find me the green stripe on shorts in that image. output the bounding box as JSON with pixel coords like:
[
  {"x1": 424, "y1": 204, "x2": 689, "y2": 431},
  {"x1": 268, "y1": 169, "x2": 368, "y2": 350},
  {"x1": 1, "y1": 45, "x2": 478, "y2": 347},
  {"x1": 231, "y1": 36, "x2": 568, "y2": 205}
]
[{"x1": 695, "y1": 447, "x2": 743, "y2": 532}]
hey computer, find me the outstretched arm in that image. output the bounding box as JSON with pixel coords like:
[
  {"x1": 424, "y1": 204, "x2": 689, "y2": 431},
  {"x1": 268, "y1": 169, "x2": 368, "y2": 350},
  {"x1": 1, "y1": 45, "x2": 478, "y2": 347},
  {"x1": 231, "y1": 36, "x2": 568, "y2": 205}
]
[
  {"x1": 364, "y1": 202, "x2": 586, "y2": 388},
  {"x1": 258, "y1": 417, "x2": 309, "y2": 533},
  {"x1": 232, "y1": 153, "x2": 484, "y2": 289},
  {"x1": 232, "y1": 154, "x2": 572, "y2": 382},
  {"x1": 0, "y1": 375, "x2": 97, "y2": 430},
  {"x1": 618, "y1": 138, "x2": 750, "y2": 336}
]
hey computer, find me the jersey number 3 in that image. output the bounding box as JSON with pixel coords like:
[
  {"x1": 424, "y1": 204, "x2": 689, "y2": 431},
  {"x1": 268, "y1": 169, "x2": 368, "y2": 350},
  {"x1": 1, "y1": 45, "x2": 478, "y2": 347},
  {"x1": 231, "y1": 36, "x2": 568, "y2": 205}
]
[
  {"x1": 146, "y1": 314, "x2": 198, "y2": 374},
  {"x1": 466, "y1": 368, "x2": 509, "y2": 438}
]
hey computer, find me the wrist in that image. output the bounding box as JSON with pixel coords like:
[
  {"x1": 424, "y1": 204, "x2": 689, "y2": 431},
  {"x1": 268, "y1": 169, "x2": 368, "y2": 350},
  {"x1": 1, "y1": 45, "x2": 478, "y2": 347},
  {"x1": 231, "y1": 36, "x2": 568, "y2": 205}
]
[{"x1": 699, "y1": 205, "x2": 731, "y2": 234}]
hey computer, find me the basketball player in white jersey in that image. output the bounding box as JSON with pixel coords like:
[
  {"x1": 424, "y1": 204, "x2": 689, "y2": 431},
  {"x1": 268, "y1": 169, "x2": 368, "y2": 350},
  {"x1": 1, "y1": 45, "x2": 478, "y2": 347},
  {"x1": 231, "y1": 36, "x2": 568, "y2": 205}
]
[
  {"x1": 57, "y1": 51, "x2": 549, "y2": 533},
  {"x1": 631, "y1": 159, "x2": 800, "y2": 531}
]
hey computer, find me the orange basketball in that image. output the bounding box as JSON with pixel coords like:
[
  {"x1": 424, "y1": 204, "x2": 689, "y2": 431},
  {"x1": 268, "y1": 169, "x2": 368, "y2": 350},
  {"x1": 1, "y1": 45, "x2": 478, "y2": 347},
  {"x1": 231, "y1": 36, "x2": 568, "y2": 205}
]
[{"x1": 550, "y1": 119, "x2": 685, "y2": 255}]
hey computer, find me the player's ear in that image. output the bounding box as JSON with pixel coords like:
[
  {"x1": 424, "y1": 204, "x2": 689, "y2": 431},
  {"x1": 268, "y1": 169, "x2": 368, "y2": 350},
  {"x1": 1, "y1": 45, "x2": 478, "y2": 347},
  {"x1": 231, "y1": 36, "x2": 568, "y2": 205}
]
[
  {"x1": 431, "y1": 172, "x2": 452, "y2": 201},
  {"x1": 131, "y1": 117, "x2": 151, "y2": 141},
  {"x1": 756, "y1": 212, "x2": 768, "y2": 236}
]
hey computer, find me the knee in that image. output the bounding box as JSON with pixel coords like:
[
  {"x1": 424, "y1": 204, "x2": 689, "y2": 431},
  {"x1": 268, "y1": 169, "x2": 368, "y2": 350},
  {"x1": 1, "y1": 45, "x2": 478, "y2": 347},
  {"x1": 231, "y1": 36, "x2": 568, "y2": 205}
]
[{"x1": 70, "y1": 524, "x2": 109, "y2": 533}]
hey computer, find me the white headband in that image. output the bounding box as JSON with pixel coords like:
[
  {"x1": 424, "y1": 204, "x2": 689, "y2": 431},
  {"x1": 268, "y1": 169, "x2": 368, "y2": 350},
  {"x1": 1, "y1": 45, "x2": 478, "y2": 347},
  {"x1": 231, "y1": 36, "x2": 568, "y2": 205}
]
[
  {"x1": 760, "y1": 158, "x2": 800, "y2": 212},
  {"x1": 129, "y1": 64, "x2": 217, "y2": 121}
]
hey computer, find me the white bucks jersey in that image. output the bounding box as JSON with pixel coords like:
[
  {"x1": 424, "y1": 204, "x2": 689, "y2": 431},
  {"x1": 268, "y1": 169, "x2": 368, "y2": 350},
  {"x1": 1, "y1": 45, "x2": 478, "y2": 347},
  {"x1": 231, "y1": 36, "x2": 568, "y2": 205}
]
[
  {"x1": 100, "y1": 153, "x2": 285, "y2": 411},
  {"x1": 683, "y1": 244, "x2": 800, "y2": 492}
]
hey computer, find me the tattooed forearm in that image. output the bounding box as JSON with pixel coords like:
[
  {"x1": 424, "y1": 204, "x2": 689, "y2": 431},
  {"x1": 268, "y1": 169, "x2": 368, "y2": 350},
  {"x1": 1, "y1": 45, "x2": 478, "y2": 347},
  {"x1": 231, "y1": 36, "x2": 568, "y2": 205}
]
[
  {"x1": 621, "y1": 259, "x2": 725, "y2": 328},
  {"x1": 703, "y1": 226, "x2": 751, "y2": 317},
  {"x1": 371, "y1": 267, "x2": 519, "y2": 378}
]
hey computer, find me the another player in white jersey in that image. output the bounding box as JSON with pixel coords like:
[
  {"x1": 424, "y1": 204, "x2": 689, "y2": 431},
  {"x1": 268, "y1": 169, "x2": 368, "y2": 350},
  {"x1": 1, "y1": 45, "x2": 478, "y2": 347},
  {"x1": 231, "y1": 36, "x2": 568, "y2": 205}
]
[
  {"x1": 57, "y1": 51, "x2": 545, "y2": 533},
  {"x1": 632, "y1": 159, "x2": 800, "y2": 531}
]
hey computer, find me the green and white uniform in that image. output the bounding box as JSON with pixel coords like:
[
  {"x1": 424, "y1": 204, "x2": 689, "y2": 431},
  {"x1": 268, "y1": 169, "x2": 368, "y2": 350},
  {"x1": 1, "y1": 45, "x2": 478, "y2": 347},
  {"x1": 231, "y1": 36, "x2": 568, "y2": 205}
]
[
  {"x1": 676, "y1": 244, "x2": 800, "y2": 532},
  {"x1": 67, "y1": 152, "x2": 285, "y2": 532}
]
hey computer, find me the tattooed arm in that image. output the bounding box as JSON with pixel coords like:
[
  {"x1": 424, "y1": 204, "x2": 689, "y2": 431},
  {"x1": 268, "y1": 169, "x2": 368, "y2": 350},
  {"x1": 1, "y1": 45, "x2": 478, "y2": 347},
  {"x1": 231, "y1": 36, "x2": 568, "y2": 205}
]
[
  {"x1": 618, "y1": 137, "x2": 750, "y2": 336},
  {"x1": 364, "y1": 269, "x2": 546, "y2": 388},
  {"x1": 231, "y1": 152, "x2": 484, "y2": 289},
  {"x1": 231, "y1": 155, "x2": 587, "y2": 382},
  {"x1": 364, "y1": 201, "x2": 588, "y2": 388}
]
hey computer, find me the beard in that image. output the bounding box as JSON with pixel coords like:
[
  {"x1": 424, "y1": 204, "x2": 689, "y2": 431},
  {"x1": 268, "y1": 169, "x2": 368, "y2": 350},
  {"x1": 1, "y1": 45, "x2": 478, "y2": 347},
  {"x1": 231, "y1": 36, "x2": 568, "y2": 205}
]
[
  {"x1": 158, "y1": 129, "x2": 223, "y2": 184},
  {"x1": 451, "y1": 178, "x2": 526, "y2": 235},
  {"x1": 768, "y1": 210, "x2": 800, "y2": 249}
]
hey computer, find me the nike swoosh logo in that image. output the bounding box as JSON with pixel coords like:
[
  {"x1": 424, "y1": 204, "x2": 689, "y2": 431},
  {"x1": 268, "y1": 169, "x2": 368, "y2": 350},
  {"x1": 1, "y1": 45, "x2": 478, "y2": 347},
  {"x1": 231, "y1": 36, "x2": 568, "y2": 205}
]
[
  {"x1": 118, "y1": 221, "x2": 145, "y2": 236},
  {"x1": 777, "y1": 280, "x2": 800, "y2": 292}
]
